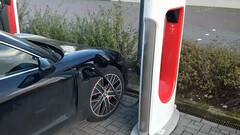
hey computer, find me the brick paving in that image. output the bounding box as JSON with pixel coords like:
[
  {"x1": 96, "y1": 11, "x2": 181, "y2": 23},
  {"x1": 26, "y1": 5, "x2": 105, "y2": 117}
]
[
  {"x1": 183, "y1": 26, "x2": 240, "y2": 47},
  {"x1": 52, "y1": 95, "x2": 240, "y2": 135}
]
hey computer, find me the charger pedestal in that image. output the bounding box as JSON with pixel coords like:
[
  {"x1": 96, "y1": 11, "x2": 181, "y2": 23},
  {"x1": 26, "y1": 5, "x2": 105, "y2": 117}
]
[
  {"x1": 131, "y1": 109, "x2": 179, "y2": 135},
  {"x1": 131, "y1": 0, "x2": 186, "y2": 134}
]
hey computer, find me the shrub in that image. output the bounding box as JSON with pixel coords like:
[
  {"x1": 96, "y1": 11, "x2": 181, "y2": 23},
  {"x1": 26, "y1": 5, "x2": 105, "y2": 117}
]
[
  {"x1": 22, "y1": 6, "x2": 73, "y2": 43},
  {"x1": 178, "y1": 41, "x2": 240, "y2": 110},
  {"x1": 20, "y1": 2, "x2": 138, "y2": 63},
  {"x1": 17, "y1": 0, "x2": 30, "y2": 31},
  {"x1": 72, "y1": 3, "x2": 138, "y2": 59}
]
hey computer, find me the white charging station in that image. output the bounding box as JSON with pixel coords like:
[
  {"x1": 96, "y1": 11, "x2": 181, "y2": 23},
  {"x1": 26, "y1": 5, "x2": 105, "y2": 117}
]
[{"x1": 131, "y1": 0, "x2": 186, "y2": 134}]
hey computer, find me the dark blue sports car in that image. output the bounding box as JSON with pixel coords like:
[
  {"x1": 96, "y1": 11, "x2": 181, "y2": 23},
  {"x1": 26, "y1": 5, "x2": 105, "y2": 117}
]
[{"x1": 0, "y1": 31, "x2": 127, "y2": 135}]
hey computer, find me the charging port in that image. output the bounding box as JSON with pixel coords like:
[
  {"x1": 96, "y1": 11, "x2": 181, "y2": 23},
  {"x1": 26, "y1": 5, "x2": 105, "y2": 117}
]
[{"x1": 166, "y1": 9, "x2": 180, "y2": 23}]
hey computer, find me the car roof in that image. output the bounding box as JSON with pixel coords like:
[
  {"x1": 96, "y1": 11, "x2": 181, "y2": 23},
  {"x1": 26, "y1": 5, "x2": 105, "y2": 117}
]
[{"x1": 0, "y1": 31, "x2": 57, "y2": 62}]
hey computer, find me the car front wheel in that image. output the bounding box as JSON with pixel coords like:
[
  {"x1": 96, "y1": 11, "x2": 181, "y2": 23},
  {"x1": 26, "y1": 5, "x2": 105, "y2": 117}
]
[{"x1": 87, "y1": 66, "x2": 125, "y2": 121}]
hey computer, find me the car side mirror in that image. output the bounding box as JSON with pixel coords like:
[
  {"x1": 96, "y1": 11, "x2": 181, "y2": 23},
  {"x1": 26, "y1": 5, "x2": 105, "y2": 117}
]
[{"x1": 38, "y1": 58, "x2": 56, "y2": 77}]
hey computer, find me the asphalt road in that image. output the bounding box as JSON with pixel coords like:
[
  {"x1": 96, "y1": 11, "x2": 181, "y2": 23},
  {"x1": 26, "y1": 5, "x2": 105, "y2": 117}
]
[{"x1": 19, "y1": 0, "x2": 240, "y2": 46}]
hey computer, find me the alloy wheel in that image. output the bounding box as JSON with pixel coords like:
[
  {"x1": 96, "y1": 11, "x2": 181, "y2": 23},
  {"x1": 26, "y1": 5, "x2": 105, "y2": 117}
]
[{"x1": 90, "y1": 73, "x2": 122, "y2": 117}]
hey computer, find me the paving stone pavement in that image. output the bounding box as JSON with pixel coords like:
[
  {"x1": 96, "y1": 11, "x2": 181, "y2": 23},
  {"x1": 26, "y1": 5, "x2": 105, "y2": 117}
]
[
  {"x1": 183, "y1": 26, "x2": 240, "y2": 48},
  {"x1": 53, "y1": 95, "x2": 239, "y2": 135}
]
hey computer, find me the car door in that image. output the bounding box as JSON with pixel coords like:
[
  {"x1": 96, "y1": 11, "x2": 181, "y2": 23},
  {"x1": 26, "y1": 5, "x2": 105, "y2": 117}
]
[{"x1": 0, "y1": 43, "x2": 76, "y2": 135}]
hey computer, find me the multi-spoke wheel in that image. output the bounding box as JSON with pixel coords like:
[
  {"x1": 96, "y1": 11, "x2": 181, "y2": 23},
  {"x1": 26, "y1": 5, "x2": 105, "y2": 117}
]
[{"x1": 87, "y1": 66, "x2": 125, "y2": 121}]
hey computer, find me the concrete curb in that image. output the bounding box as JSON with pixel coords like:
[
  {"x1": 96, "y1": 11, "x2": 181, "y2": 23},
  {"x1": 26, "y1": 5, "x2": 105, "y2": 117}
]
[
  {"x1": 126, "y1": 84, "x2": 240, "y2": 128},
  {"x1": 111, "y1": 0, "x2": 240, "y2": 9},
  {"x1": 176, "y1": 98, "x2": 240, "y2": 127}
]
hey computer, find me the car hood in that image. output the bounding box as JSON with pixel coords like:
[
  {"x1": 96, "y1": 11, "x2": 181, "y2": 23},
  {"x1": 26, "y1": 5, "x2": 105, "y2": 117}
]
[
  {"x1": 14, "y1": 33, "x2": 123, "y2": 63},
  {"x1": 14, "y1": 33, "x2": 87, "y2": 55}
]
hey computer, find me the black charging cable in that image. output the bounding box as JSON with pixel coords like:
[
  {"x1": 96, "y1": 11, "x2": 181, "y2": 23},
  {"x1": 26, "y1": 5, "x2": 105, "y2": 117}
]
[{"x1": 88, "y1": 67, "x2": 139, "y2": 108}]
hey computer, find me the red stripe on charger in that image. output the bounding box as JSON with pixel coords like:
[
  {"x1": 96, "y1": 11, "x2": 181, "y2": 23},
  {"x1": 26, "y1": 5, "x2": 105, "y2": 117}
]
[
  {"x1": 7, "y1": 0, "x2": 18, "y2": 34},
  {"x1": 159, "y1": 7, "x2": 184, "y2": 103}
]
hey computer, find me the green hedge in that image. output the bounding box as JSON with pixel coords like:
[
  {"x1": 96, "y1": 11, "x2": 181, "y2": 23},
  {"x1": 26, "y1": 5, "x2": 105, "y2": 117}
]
[
  {"x1": 178, "y1": 41, "x2": 240, "y2": 111},
  {"x1": 19, "y1": 2, "x2": 138, "y2": 63}
]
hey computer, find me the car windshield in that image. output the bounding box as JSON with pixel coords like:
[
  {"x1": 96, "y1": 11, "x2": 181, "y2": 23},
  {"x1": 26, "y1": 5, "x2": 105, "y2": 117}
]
[
  {"x1": 29, "y1": 40, "x2": 63, "y2": 61},
  {"x1": 2, "y1": 32, "x2": 45, "y2": 52},
  {"x1": 9, "y1": 33, "x2": 63, "y2": 61}
]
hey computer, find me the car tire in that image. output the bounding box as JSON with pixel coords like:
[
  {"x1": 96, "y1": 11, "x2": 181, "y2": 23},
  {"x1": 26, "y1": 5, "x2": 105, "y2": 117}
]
[{"x1": 87, "y1": 66, "x2": 125, "y2": 122}]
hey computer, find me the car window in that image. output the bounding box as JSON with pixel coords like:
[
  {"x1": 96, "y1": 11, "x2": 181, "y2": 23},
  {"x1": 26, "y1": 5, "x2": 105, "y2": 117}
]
[{"x1": 0, "y1": 44, "x2": 38, "y2": 78}]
